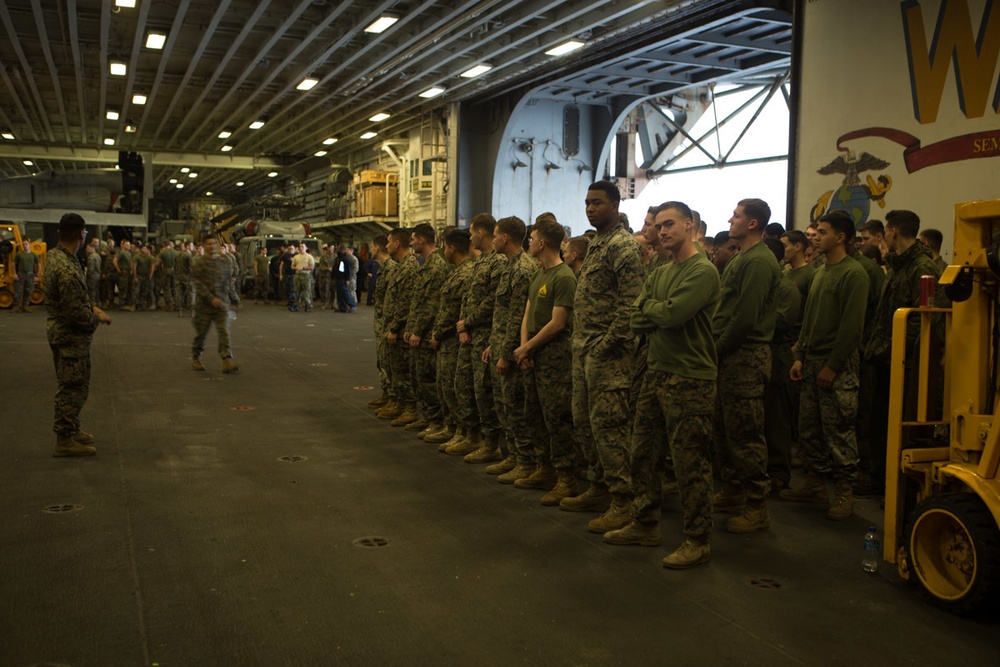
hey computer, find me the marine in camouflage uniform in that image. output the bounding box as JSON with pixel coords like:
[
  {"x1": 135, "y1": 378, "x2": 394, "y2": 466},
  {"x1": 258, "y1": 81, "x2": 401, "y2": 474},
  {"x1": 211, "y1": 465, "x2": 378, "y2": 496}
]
[
  {"x1": 567, "y1": 203, "x2": 644, "y2": 513},
  {"x1": 13, "y1": 242, "x2": 39, "y2": 311},
  {"x1": 406, "y1": 248, "x2": 448, "y2": 425},
  {"x1": 223, "y1": 245, "x2": 241, "y2": 306},
  {"x1": 489, "y1": 247, "x2": 537, "y2": 468},
  {"x1": 175, "y1": 244, "x2": 194, "y2": 314},
  {"x1": 114, "y1": 241, "x2": 136, "y2": 308},
  {"x1": 191, "y1": 239, "x2": 236, "y2": 365},
  {"x1": 373, "y1": 254, "x2": 397, "y2": 399},
  {"x1": 384, "y1": 249, "x2": 420, "y2": 410},
  {"x1": 99, "y1": 241, "x2": 117, "y2": 306},
  {"x1": 85, "y1": 244, "x2": 102, "y2": 304},
  {"x1": 252, "y1": 249, "x2": 271, "y2": 303},
  {"x1": 45, "y1": 214, "x2": 110, "y2": 456},
  {"x1": 156, "y1": 243, "x2": 178, "y2": 310},
  {"x1": 318, "y1": 245, "x2": 337, "y2": 308},
  {"x1": 134, "y1": 246, "x2": 156, "y2": 310},
  {"x1": 430, "y1": 250, "x2": 474, "y2": 435}
]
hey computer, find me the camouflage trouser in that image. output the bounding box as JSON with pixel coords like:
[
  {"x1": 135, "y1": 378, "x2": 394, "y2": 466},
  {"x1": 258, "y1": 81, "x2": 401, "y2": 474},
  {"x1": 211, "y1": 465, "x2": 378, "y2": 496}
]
[
  {"x1": 191, "y1": 305, "x2": 233, "y2": 359},
  {"x1": 630, "y1": 371, "x2": 715, "y2": 538},
  {"x1": 14, "y1": 275, "x2": 34, "y2": 308},
  {"x1": 436, "y1": 338, "x2": 460, "y2": 426},
  {"x1": 317, "y1": 271, "x2": 333, "y2": 306},
  {"x1": 227, "y1": 278, "x2": 241, "y2": 306},
  {"x1": 523, "y1": 338, "x2": 575, "y2": 470},
  {"x1": 375, "y1": 321, "x2": 392, "y2": 396},
  {"x1": 388, "y1": 339, "x2": 414, "y2": 403},
  {"x1": 158, "y1": 268, "x2": 175, "y2": 309},
  {"x1": 495, "y1": 362, "x2": 531, "y2": 464},
  {"x1": 714, "y1": 345, "x2": 771, "y2": 500},
  {"x1": 799, "y1": 353, "x2": 860, "y2": 484},
  {"x1": 572, "y1": 344, "x2": 632, "y2": 494},
  {"x1": 100, "y1": 274, "x2": 116, "y2": 306},
  {"x1": 87, "y1": 273, "x2": 100, "y2": 305},
  {"x1": 136, "y1": 276, "x2": 153, "y2": 309},
  {"x1": 294, "y1": 272, "x2": 313, "y2": 309},
  {"x1": 51, "y1": 342, "x2": 92, "y2": 437},
  {"x1": 117, "y1": 272, "x2": 134, "y2": 306},
  {"x1": 410, "y1": 345, "x2": 441, "y2": 422},
  {"x1": 764, "y1": 342, "x2": 795, "y2": 485},
  {"x1": 453, "y1": 339, "x2": 479, "y2": 431},
  {"x1": 630, "y1": 335, "x2": 675, "y2": 483},
  {"x1": 255, "y1": 274, "x2": 269, "y2": 301},
  {"x1": 472, "y1": 333, "x2": 502, "y2": 439},
  {"x1": 175, "y1": 276, "x2": 194, "y2": 311}
]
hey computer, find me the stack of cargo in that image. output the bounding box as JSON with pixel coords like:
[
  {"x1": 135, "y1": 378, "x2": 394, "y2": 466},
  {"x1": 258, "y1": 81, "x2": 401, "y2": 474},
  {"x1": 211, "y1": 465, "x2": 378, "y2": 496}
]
[{"x1": 355, "y1": 170, "x2": 399, "y2": 217}]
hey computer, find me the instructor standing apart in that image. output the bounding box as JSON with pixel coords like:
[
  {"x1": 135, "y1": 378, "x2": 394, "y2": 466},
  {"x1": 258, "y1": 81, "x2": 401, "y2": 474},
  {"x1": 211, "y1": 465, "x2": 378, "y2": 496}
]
[
  {"x1": 191, "y1": 236, "x2": 239, "y2": 373},
  {"x1": 45, "y1": 213, "x2": 112, "y2": 457}
]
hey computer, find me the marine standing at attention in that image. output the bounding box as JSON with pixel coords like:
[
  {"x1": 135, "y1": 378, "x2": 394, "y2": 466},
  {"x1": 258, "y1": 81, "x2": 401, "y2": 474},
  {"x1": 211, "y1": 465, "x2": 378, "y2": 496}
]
[{"x1": 45, "y1": 213, "x2": 112, "y2": 457}]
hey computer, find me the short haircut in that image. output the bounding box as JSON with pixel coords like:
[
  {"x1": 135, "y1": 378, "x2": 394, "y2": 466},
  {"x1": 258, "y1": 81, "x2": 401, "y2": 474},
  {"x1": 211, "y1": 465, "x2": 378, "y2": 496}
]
[
  {"x1": 646, "y1": 206, "x2": 658, "y2": 214},
  {"x1": 470, "y1": 212, "x2": 496, "y2": 234},
  {"x1": 533, "y1": 218, "x2": 565, "y2": 248},
  {"x1": 700, "y1": 236, "x2": 716, "y2": 250},
  {"x1": 860, "y1": 244, "x2": 883, "y2": 265},
  {"x1": 496, "y1": 216, "x2": 526, "y2": 244},
  {"x1": 412, "y1": 223, "x2": 436, "y2": 244},
  {"x1": 920, "y1": 228, "x2": 943, "y2": 252},
  {"x1": 714, "y1": 230, "x2": 730, "y2": 245},
  {"x1": 566, "y1": 235, "x2": 590, "y2": 260},
  {"x1": 885, "y1": 210, "x2": 921, "y2": 239},
  {"x1": 337, "y1": 243, "x2": 348, "y2": 252},
  {"x1": 617, "y1": 212, "x2": 630, "y2": 230},
  {"x1": 782, "y1": 229, "x2": 808, "y2": 248},
  {"x1": 764, "y1": 222, "x2": 785, "y2": 237},
  {"x1": 443, "y1": 228, "x2": 471, "y2": 254},
  {"x1": 587, "y1": 180, "x2": 621, "y2": 203},
  {"x1": 819, "y1": 209, "x2": 856, "y2": 242},
  {"x1": 762, "y1": 237, "x2": 784, "y2": 262},
  {"x1": 738, "y1": 198, "x2": 771, "y2": 228},
  {"x1": 860, "y1": 218, "x2": 885, "y2": 235},
  {"x1": 388, "y1": 228, "x2": 411, "y2": 246},
  {"x1": 372, "y1": 234, "x2": 388, "y2": 251},
  {"x1": 57, "y1": 213, "x2": 86, "y2": 241},
  {"x1": 535, "y1": 212, "x2": 557, "y2": 224},
  {"x1": 655, "y1": 200, "x2": 693, "y2": 221}
]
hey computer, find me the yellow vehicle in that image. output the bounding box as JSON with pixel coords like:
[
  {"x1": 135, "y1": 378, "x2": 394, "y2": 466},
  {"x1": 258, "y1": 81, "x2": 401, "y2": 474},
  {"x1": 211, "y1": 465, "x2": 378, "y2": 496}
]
[
  {"x1": 884, "y1": 199, "x2": 1000, "y2": 615},
  {"x1": 0, "y1": 223, "x2": 46, "y2": 309}
]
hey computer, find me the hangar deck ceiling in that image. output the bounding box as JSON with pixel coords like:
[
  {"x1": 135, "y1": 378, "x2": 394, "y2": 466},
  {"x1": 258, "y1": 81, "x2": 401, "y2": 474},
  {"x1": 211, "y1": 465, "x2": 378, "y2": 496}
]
[{"x1": 0, "y1": 0, "x2": 791, "y2": 203}]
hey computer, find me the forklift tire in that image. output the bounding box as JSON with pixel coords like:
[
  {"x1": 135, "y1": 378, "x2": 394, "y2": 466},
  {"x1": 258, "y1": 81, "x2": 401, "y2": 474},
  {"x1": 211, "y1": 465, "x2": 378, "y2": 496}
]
[
  {"x1": 906, "y1": 493, "x2": 1000, "y2": 615},
  {"x1": 29, "y1": 287, "x2": 44, "y2": 305},
  {"x1": 0, "y1": 288, "x2": 13, "y2": 309}
]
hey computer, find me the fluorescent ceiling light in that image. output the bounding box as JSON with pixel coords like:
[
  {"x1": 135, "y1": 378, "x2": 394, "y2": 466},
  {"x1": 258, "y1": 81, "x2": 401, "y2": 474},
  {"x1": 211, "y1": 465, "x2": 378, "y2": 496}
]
[
  {"x1": 314, "y1": 150, "x2": 328, "y2": 157},
  {"x1": 22, "y1": 160, "x2": 33, "y2": 166},
  {"x1": 545, "y1": 39, "x2": 585, "y2": 57},
  {"x1": 419, "y1": 87, "x2": 445, "y2": 99},
  {"x1": 297, "y1": 78, "x2": 319, "y2": 91},
  {"x1": 322, "y1": 137, "x2": 338, "y2": 145},
  {"x1": 169, "y1": 178, "x2": 178, "y2": 184},
  {"x1": 218, "y1": 130, "x2": 232, "y2": 139},
  {"x1": 460, "y1": 64, "x2": 492, "y2": 78},
  {"x1": 2, "y1": 132, "x2": 14, "y2": 140},
  {"x1": 236, "y1": 181, "x2": 245, "y2": 187},
  {"x1": 360, "y1": 131, "x2": 378, "y2": 140},
  {"x1": 110, "y1": 62, "x2": 127, "y2": 76},
  {"x1": 125, "y1": 124, "x2": 137, "y2": 133},
  {"x1": 176, "y1": 183, "x2": 184, "y2": 189},
  {"x1": 267, "y1": 171, "x2": 279, "y2": 178},
  {"x1": 180, "y1": 167, "x2": 190, "y2": 173},
  {"x1": 146, "y1": 33, "x2": 167, "y2": 50},
  {"x1": 104, "y1": 138, "x2": 115, "y2": 146},
  {"x1": 106, "y1": 110, "x2": 120, "y2": 120},
  {"x1": 221, "y1": 145, "x2": 233, "y2": 152},
  {"x1": 205, "y1": 191, "x2": 213, "y2": 196},
  {"x1": 188, "y1": 173, "x2": 198, "y2": 178},
  {"x1": 364, "y1": 16, "x2": 398, "y2": 34},
  {"x1": 115, "y1": 0, "x2": 136, "y2": 7},
  {"x1": 369, "y1": 112, "x2": 390, "y2": 122},
  {"x1": 132, "y1": 94, "x2": 147, "y2": 105},
  {"x1": 249, "y1": 120, "x2": 265, "y2": 129}
]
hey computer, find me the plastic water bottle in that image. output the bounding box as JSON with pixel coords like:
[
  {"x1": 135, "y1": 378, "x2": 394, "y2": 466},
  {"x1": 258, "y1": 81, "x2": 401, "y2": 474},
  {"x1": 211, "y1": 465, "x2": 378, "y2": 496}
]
[{"x1": 862, "y1": 526, "x2": 880, "y2": 573}]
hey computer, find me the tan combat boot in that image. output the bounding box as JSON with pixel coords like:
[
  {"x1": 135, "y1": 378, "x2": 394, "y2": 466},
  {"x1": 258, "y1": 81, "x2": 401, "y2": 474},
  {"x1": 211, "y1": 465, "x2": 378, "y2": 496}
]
[
  {"x1": 368, "y1": 391, "x2": 390, "y2": 409},
  {"x1": 726, "y1": 498, "x2": 770, "y2": 534},
  {"x1": 779, "y1": 472, "x2": 829, "y2": 504},
  {"x1": 514, "y1": 463, "x2": 557, "y2": 490},
  {"x1": 446, "y1": 429, "x2": 481, "y2": 456},
  {"x1": 222, "y1": 357, "x2": 239, "y2": 374},
  {"x1": 587, "y1": 495, "x2": 632, "y2": 533},
  {"x1": 559, "y1": 482, "x2": 612, "y2": 513},
  {"x1": 540, "y1": 470, "x2": 579, "y2": 506},
  {"x1": 485, "y1": 453, "x2": 517, "y2": 475},
  {"x1": 377, "y1": 400, "x2": 402, "y2": 420},
  {"x1": 405, "y1": 417, "x2": 429, "y2": 432},
  {"x1": 390, "y1": 403, "x2": 419, "y2": 427},
  {"x1": 192, "y1": 356, "x2": 206, "y2": 371},
  {"x1": 424, "y1": 424, "x2": 455, "y2": 444},
  {"x1": 497, "y1": 462, "x2": 534, "y2": 484},
  {"x1": 53, "y1": 435, "x2": 97, "y2": 458},
  {"x1": 73, "y1": 429, "x2": 95, "y2": 444},
  {"x1": 417, "y1": 422, "x2": 443, "y2": 440},
  {"x1": 662, "y1": 537, "x2": 711, "y2": 569},
  {"x1": 712, "y1": 482, "x2": 746, "y2": 513},
  {"x1": 464, "y1": 435, "x2": 502, "y2": 464},
  {"x1": 603, "y1": 520, "x2": 662, "y2": 546},
  {"x1": 827, "y1": 480, "x2": 855, "y2": 521},
  {"x1": 437, "y1": 427, "x2": 467, "y2": 452}
]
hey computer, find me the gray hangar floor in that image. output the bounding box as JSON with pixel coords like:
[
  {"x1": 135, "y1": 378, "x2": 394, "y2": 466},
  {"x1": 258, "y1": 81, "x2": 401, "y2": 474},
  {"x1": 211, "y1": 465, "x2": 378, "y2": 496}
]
[{"x1": 1, "y1": 303, "x2": 995, "y2": 667}]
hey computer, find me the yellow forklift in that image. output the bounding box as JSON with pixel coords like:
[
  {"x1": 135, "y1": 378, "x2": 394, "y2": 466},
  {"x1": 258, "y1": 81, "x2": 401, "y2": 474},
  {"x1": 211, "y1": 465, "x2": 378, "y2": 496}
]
[
  {"x1": 884, "y1": 199, "x2": 1000, "y2": 615},
  {"x1": 0, "y1": 223, "x2": 46, "y2": 309}
]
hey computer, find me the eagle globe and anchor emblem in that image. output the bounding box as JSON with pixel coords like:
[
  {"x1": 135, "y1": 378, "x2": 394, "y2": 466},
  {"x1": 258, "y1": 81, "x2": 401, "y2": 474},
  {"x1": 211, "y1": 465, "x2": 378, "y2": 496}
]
[{"x1": 811, "y1": 149, "x2": 893, "y2": 228}]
